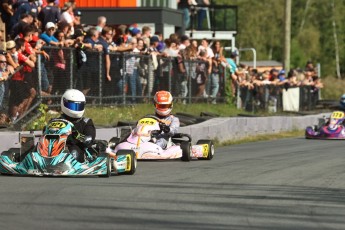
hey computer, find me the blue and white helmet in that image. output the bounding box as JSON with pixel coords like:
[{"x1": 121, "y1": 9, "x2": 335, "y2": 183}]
[
  {"x1": 61, "y1": 89, "x2": 86, "y2": 118},
  {"x1": 340, "y1": 94, "x2": 345, "y2": 108}
]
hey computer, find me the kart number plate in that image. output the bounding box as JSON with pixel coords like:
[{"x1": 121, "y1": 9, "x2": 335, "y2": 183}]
[
  {"x1": 49, "y1": 121, "x2": 66, "y2": 129},
  {"x1": 202, "y1": 144, "x2": 209, "y2": 158},
  {"x1": 138, "y1": 118, "x2": 157, "y2": 125},
  {"x1": 331, "y1": 111, "x2": 344, "y2": 119},
  {"x1": 126, "y1": 154, "x2": 132, "y2": 171}
]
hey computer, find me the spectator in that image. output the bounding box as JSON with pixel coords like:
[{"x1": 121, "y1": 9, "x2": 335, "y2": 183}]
[
  {"x1": 97, "y1": 26, "x2": 112, "y2": 94},
  {"x1": 115, "y1": 24, "x2": 128, "y2": 46},
  {"x1": 95, "y1": 16, "x2": 106, "y2": 33},
  {"x1": 178, "y1": 0, "x2": 192, "y2": 29},
  {"x1": 38, "y1": 0, "x2": 61, "y2": 32},
  {"x1": 81, "y1": 27, "x2": 102, "y2": 95},
  {"x1": 136, "y1": 38, "x2": 149, "y2": 97},
  {"x1": 209, "y1": 40, "x2": 224, "y2": 104},
  {"x1": 191, "y1": 39, "x2": 198, "y2": 51},
  {"x1": 57, "y1": 21, "x2": 72, "y2": 39},
  {"x1": 0, "y1": 0, "x2": 14, "y2": 37},
  {"x1": 60, "y1": 2, "x2": 74, "y2": 35},
  {"x1": 8, "y1": 38, "x2": 35, "y2": 121},
  {"x1": 154, "y1": 31, "x2": 165, "y2": 52},
  {"x1": 268, "y1": 68, "x2": 279, "y2": 81},
  {"x1": 184, "y1": 43, "x2": 198, "y2": 93},
  {"x1": 0, "y1": 53, "x2": 10, "y2": 109},
  {"x1": 125, "y1": 37, "x2": 141, "y2": 103},
  {"x1": 51, "y1": 30, "x2": 68, "y2": 95},
  {"x1": 73, "y1": 9, "x2": 83, "y2": 30},
  {"x1": 40, "y1": 22, "x2": 62, "y2": 47},
  {"x1": 194, "y1": 49, "x2": 208, "y2": 102},
  {"x1": 196, "y1": 0, "x2": 210, "y2": 30},
  {"x1": 5, "y1": 40, "x2": 19, "y2": 69},
  {"x1": 179, "y1": 34, "x2": 190, "y2": 50},
  {"x1": 129, "y1": 27, "x2": 141, "y2": 40},
  {"x1": 10, "y1": 13, "x2": 34, "y2": 40},
  {"x1": 286, "y1": 69, "x2": 300, "y2": 87},
  {"x1": 10, "y1": 0, "x2": 38, "y2": 29},
  {"x1": 141, "y1": 26, "x2": 151, "y2": 48},
  {"x1": 227, "y1": 51, "x2": 239, "y2": 97}
]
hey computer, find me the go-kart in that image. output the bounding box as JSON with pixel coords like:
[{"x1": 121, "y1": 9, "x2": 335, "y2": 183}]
[
  {"x1": 108, "y1": 115, "x2": 214, "y2": 161},
  {"x1": 305, "y1": 111, "x2": 345, "y2": 139},
  {"x1": 0, "y1": 118, "x2": 136, "y2": 177}
]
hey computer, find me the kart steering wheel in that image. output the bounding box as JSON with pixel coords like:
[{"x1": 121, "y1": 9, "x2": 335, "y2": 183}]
[{"x1": 143, "y1": 115, "x2": 170, "y2": 133}]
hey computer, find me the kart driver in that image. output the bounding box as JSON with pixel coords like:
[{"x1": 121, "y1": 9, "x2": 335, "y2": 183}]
[
  {"x1": 153, "y1": 90, "x2": 180, "y2": 149},
  {"x1": 54, "y1": 89, "x2": 96, "y2": 162}
]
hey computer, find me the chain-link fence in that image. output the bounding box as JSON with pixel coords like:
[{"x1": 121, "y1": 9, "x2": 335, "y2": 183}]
[
  {"x1": 0, "y1": 46, "x2": 320, "y2": 128},
  {"x1": 39, "y1": 47, "x2": 228, "y2": 106}
]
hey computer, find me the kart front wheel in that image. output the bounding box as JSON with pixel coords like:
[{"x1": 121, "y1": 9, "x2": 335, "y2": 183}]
[
  {"x1": 196, "y1": 140, "x2": 214, "y2": 160},
  {"x1": 180, "y1": 141, "x2": 191, "y2": 162},
  {"x1": 116, "y1": 150, "x2": 137, "y2": 175}
]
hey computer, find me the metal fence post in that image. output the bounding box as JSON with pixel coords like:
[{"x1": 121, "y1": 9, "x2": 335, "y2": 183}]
[
  {"x1": 99, "y1": 51, "x2": 103, "y2": 105},
  {"x1": 69, "y1": 48, "x2": 73, "y2": 89},
  {"x1": 37, "y1": 54, "x2": 42, "y2": 100},
  {"x1": 122, "y1": 53, "x2": 126, "y2": 105}
]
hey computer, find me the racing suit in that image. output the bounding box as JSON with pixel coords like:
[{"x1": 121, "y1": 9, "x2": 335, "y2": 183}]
[
  {"x1": 155, "y1": 114, "x2": 180, "y2": 149},
  {"x1": 52, "y1": 114, "x2": 96, "y2": 162}
]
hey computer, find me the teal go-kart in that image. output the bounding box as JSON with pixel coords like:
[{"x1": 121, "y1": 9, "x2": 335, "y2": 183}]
[{"x1": 0, "y1": 118, "x2": 137, "y2": 177}]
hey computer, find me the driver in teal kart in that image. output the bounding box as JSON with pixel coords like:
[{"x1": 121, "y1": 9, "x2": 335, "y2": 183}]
[
  {"x1": 152, "y1": 90, "x2": 180, "y2": 149},
  {"x1": 50, "y1": 89, "x2": 96, "y2": 162}
]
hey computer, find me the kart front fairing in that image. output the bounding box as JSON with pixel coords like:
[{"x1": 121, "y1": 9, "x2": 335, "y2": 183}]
[
  {"x1": 0, "y1": 119, "x2": 109, "y2": 176},
  {"x1": 114, "y1": 117, "x2": 183, "y2": 160},
  {"x1": 0, "y1": 151, "x2": 108, "y2": 176}
]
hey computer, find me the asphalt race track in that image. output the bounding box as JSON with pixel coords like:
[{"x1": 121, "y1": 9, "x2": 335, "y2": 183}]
[{"x1": 1, "y1": 137, "x2": 345, "y2": 230}]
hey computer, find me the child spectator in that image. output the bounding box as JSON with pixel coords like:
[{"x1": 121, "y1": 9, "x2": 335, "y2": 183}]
[{"x1": 194, "y1": 50, "x2": 209, "y2": 102}]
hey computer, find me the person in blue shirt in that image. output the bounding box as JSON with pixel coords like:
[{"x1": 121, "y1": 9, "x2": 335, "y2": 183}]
[
  {"x1": 40, "y1": 22, "x2": 63, "y2": 47},
  {"x1": 227, "y1": 51, "x2": 239, "y2": 97}
]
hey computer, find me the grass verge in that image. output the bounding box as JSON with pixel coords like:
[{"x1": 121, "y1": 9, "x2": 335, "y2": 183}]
[{"x1": 215, "y1": 130, "x2": 304, "y2": 147}]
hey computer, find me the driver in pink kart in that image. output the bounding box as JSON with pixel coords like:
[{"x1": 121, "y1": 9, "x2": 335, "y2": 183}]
[{"x1": 153, "y1": 90, "x2": 180, "y2": 149}]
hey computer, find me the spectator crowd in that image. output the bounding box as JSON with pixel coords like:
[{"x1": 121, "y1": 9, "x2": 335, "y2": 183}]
[{"x1": 0, "y1": 0, "x2": 324, "y2": 123}]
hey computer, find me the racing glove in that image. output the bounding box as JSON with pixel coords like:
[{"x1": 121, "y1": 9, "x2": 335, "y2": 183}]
[{"x1": 160, "y1": 124, "x2": 170, "y2": 133}]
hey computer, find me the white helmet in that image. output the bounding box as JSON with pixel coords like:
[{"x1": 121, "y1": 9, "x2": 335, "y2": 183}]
[{"x1": 61, "y1": 89, "x2": 86, "y2": 118}]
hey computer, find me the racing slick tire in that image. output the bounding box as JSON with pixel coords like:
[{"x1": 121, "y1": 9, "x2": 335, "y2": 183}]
[
  {"x1": 196, "y1": 140, "x2": 214, "y2": 160},
  {"x1": 180, "y1": 141, "x2": 191, "y2": 162},
  {"x1": 116, "y1": 150, "x2": 137, "y2": 175},
  {"x1": 305, "y1": 126, "x2": 314, "y2": 139},
  {"x1": 99, "y1": 156, "x2": 111, "y2": 177}
]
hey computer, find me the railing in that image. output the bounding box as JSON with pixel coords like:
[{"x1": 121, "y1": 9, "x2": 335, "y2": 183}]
[{"x1": 189, "y1": 4, "x2": 238, "y2": 31}]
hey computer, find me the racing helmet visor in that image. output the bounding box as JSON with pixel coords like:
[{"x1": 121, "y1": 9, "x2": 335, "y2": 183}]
[
  {"x1": 63, "y1": 98, "x2": 85, "y2": 111},
  {"x1": 155, "y1": 103, "x2": 172, "y2": 110}
]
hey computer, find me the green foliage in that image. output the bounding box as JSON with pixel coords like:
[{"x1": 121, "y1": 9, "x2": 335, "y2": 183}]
[
  {"x1": 213, "y1": 0, "x2": 345, "y2": 77},
  {"x1": 26, "y1": 104, "x2": 48, "y2": 131},
  {"x1": 25, "y1": 104, "x2": 60, "y2": 131},
  {"x1": 84, "y1": 103, "x2": 243, "y2": 127},
  {"x1": 320, "y1": 77, "x2": 345, "y2": 99}
]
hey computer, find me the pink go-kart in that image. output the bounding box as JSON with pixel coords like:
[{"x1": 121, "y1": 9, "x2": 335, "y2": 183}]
[{"x1": 107, "y1": 115, "x2": 214, "y2": 161}]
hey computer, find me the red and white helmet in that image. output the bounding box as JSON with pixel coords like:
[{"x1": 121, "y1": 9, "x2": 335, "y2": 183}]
[{"x1": 153, "y1": 91, "x2": 173, "y2": 116}]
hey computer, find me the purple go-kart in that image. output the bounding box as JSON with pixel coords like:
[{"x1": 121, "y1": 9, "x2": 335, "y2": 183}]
[{"x1": 305, "y1": 111, "x2": 345, "y2": 139}]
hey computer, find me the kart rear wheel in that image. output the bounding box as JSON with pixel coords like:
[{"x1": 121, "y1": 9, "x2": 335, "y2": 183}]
[
  {"x1": 117, "y1": 150, "x2": 137, "y2": 175},
  {"x1": 196, "y1": 140, "x2": 214, "y2": 160},
  {"x1": 99, "y1": 156, "x2": 111, "y2": 177},
  {"x1": 180, "y1": 141, "x2": 191, "y2": 162}
]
